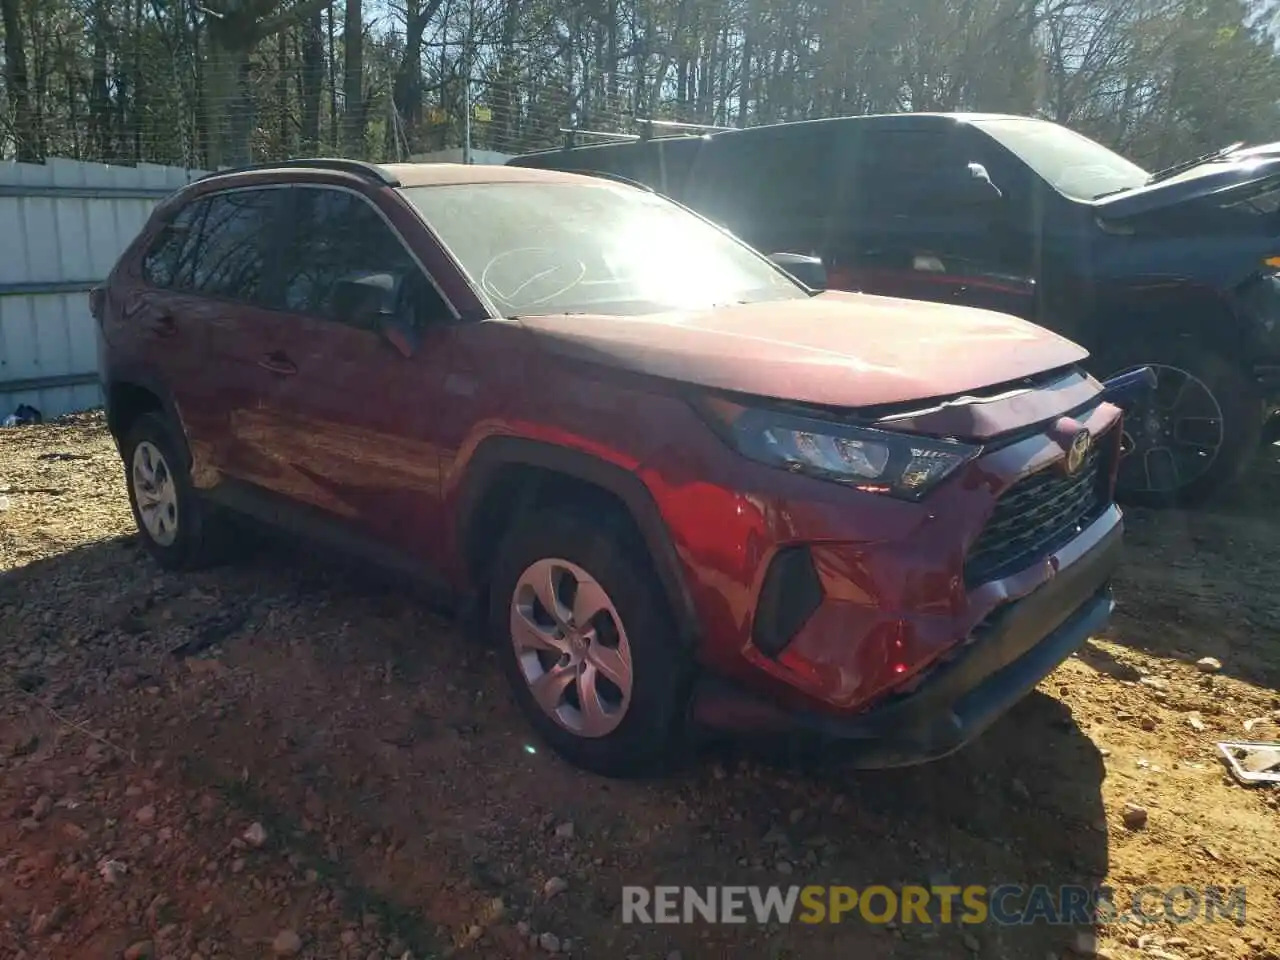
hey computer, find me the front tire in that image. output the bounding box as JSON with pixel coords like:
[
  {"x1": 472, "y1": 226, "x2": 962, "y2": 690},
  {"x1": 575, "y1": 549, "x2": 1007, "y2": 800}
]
[
  {"x1": 489, "y1": 506, "x2": 696, "y2": 778},
  {"x1": 1094, "y1": 340, "x2": 1263, "y2": 508},
  {"x1": 121, "y1": 413, "x2": 222, "y2": 570}
]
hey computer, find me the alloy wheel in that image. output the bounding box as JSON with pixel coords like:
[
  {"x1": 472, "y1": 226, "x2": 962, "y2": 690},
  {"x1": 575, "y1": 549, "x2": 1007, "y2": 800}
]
[
  {"x1": 1113, "y1": 362, "x2": 1225, "y2": 495},
  {"x1": 131, "y1": 440, "x2": 180, "y2": 547},
  {"x1": 509, "y1": 557, "x2": 633, "y2": 738}
]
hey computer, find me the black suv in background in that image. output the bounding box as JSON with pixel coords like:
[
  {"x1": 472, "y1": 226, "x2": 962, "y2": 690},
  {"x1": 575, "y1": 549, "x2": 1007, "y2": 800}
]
[{"x1": 509, "y1": 113, "x2": 1280, "y2": 506}]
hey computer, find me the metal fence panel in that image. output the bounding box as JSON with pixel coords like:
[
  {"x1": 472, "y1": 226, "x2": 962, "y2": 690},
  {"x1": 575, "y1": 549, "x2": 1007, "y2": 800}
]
[{"x1": 0, "y1": 158, "x2": 207, "y2": 420}]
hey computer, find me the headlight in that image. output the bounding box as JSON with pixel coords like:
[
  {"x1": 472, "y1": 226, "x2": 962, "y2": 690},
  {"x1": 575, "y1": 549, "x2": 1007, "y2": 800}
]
[{"x1": 695, "y1": 396, "x2": 981, "y2": 500}]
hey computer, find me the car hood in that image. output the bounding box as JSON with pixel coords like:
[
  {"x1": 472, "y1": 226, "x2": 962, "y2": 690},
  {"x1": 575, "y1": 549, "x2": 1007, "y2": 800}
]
[
  {"x1": 1092, "y1": 143, "x2": 1280, "y2": 220},
  {"x1": 516, "y1": 291, "x2": 1088, "y2": 408}
]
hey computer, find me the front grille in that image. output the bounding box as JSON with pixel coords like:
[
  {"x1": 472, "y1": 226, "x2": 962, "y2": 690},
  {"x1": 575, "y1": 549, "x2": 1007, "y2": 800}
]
[{"x1": 963, "y1": 437, "x2": 1111, "y2": 588}]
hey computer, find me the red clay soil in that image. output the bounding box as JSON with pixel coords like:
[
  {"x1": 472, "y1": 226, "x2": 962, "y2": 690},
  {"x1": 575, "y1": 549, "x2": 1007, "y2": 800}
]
[{"x1": 1, "y1": 411, "x2": 1278, "y2": 960}]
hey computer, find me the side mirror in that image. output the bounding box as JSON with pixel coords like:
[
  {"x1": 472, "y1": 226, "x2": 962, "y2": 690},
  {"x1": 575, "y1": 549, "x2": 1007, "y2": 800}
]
[
  {"x1": 768, "y1": 252, "x2": 827, "y2": 291},
  {"x1": 333, "y1": 271, "x2": 398, "y2": 326},
  {"x1": 332, "y1": 271, "x2": 420, "y2": 356}
]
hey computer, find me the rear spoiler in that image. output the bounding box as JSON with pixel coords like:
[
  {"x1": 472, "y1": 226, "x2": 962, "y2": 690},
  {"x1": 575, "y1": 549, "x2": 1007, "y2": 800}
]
[{"x1": 1098, "y1": 366, "x2": 1157, "y2": 407}]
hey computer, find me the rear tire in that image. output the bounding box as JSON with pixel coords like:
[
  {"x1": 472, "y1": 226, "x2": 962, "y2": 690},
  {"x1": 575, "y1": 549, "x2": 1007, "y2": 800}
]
[
  {"x1": 121, "y1": 413, "x2": 225, "y2": 570},
  {"x1": 489, "y1": 505, "x2": 696, "y2": 778},
  {"x1": 1093, "y1": 340, "x2": 1263, "y2": 508}
]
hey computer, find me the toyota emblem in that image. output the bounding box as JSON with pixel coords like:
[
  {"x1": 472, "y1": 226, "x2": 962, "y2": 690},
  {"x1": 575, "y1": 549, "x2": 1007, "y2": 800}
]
[{"x1": 1065, "y1": 430, "x2": 1091, "y2": 475}]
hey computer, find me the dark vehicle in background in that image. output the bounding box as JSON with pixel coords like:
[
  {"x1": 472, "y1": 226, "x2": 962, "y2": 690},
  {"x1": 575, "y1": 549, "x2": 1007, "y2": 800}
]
[{"x1": 509, "y1": 114, "x2": 1280, "y2": 506}]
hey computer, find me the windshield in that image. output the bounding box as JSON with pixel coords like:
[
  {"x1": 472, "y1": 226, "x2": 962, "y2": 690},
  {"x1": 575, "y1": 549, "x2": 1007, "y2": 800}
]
[
  {"x1": 400, "y1": 180, "x2": 808, "y2": 316},
  {"x1": 973, "y1": 118, "x2": 1149, "y2": 201}
]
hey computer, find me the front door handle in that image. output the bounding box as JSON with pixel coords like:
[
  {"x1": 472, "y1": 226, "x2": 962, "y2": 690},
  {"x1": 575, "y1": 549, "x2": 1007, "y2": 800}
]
[
  {"x1": 258, "y1": 354, "x2": 297, "y2": 376},
  {"x1": 151, "y1": 314, "x2": 177, "y2": 337}
]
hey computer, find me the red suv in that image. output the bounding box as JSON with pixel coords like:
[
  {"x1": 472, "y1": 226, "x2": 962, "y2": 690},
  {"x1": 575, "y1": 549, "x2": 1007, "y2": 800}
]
[{"x1": 95, "y1": 159, "x2": 1129, "y2": 777}]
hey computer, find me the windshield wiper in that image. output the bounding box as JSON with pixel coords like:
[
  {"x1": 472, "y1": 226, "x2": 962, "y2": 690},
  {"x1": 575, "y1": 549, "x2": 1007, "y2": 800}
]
[{"x1": 1144, "y1": 141, "x2": 1244, "y2": 186}]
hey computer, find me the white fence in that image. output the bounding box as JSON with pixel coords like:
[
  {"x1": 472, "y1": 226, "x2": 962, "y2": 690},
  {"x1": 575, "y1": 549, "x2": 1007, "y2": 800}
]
[
  {"x1": 0, "y1": 158, "x2": 209, "y2": 420},
  {"x1": 0, "y1": 153, "x2": 517, "y2": 423}
]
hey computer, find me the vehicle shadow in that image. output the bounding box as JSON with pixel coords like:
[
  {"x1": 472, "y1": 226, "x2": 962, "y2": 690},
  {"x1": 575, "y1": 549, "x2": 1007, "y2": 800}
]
[
  {"x1": 678, "y1": 693, "x2": 1109, "y2": 958},
  {"x1": 1103, "y1": 451, "x2": 1280, "y2": 693},
  {"x1": 2, "y1": 532, "x2": 1110, "y2": 960}
]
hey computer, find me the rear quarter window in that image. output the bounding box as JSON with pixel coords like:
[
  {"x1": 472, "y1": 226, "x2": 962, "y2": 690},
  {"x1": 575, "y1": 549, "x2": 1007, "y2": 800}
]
[
  {"x1": 142, "y1": 199, "x2": 205, "y2": 289},
  {"x1": 140, "y1": 188, "x2": 283, "y2": 306}
]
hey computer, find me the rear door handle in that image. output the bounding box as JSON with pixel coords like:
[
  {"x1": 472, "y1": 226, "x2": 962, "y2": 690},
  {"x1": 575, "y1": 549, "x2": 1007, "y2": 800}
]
[
  {"x1": 258, "y1": 354, "x2": 297, "y2": 376},
  {"x1": 151, "y1": 315, "x2": 177, "y2": 336}
]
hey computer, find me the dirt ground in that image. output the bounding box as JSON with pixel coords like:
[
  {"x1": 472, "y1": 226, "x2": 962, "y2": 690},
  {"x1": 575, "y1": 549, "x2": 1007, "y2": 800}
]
[{"x1": 1, "y1": 411, "x2": 1279, "y2": 960}]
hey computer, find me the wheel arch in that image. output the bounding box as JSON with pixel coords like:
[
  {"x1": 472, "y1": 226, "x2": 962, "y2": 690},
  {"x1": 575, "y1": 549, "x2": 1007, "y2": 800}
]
[
  {"x1": 455, "y1": 437, "x2": 701, "y2": 650},
  {"x1": 104, "y1": 373, "x2": 192, "y2": 468},
  {"x1": 1081, "y1": 278, "x2": 1250, "y2": 366}
]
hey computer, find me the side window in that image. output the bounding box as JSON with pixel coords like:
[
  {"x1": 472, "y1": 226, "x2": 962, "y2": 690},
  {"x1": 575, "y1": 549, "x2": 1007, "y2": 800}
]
[
  {"x1": 692, "y1": 129, "x2": 836, "y2": 245},
  {"x1": 588, "y1": 140, "x2": 701, "y2": 195},
  {"x1": 142, "y1": 200, "x2": 205, "y2": 290},
  {"x1": 189, "y1": 189, "x2": 278, "y2": 303},
  {"x1": 970, "y1": 134, "x2": 1038, "y2": 213},
  {"x1": 852, "y1": 131, "x2": 964, "y2": 216},
  {"x1": 277, "y1": 189, "x2": 449, "y2": 329}
]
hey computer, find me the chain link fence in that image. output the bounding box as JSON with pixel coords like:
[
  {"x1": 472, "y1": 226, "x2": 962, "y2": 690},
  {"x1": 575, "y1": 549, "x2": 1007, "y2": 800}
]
[{"x1": 2, "y1": 53, "x2": 731, "y2": 170}]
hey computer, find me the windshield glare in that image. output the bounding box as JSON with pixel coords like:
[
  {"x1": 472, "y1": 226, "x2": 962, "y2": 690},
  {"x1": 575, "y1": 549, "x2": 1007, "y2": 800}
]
[
  {"x1": 401, "y1": 181, "x2": 807, "y2": 316},
  {"x1": 974, "y1": 118, "x2": 1150, "y2": 201}
]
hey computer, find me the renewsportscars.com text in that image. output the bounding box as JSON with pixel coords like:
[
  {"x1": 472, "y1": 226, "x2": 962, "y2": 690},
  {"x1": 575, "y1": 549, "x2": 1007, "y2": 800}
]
[{"x1": 621, "y1": 884, "x2": 1247, "y2": 926}]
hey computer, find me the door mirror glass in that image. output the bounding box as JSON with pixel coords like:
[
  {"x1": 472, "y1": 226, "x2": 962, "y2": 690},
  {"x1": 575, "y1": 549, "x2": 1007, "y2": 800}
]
[
  {"x1": 332, "y1": 270, "x2": 399, "y2": 326},
  {"x1": 768, "y1": 252, "x2": 827, "y2": 291},
  {"x1": 331, "y1": 270, "x2": 421, "y2": 356}
]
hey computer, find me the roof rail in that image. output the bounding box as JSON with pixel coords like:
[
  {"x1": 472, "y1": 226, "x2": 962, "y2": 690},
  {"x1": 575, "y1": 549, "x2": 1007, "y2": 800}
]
[
  {"x1": 196, "y1": 158, "x2": 400, "y2": 186},
  {"x1": 567, "y1": 169, "x2": 655, "y2": 192},
  {"x1": 558, "y1": 127, "x2": 642, "y2": 142},
  {"x1": 635, "y1": 118, "x2": 738, "y2": 134},
  {"x1": 559, "y1": 127, "x2": 643, "y2": 149},
  {"x1": 558, "y1": 121, "x2": 733, "y2": 149}
]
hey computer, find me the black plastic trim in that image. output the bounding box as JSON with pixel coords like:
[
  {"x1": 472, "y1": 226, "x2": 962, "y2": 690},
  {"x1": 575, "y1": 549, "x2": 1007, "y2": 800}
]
[
  {"x1": 456, "y1": 437, "x2": 700, "y2": 649},
  {"x1": 203, "y1": 480, "x2": 456, "y2": 606},
  {"x1": 752, "y1": 546, "x2": 823, "y2": 657},
  {"x1": 100, "y1": 371, "x2": 189, "y2": 463}
]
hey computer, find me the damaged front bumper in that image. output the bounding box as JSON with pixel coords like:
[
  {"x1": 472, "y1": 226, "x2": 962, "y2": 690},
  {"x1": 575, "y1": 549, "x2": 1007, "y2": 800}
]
[{"x1": 691, "y1": 506, "x2": 1123, "y2": 768}]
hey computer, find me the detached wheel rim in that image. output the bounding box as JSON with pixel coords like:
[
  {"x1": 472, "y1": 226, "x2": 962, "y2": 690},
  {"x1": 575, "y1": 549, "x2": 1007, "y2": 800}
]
[
  {"x1": 1112, "y1": 362, "x2": 1225, "y2": 495},
  {"x1": 132, "y1": 440, "x2": 179, "y2": 547},
  {"x1": 510, "y1": 558, "x2": 633, "y2": 738}
]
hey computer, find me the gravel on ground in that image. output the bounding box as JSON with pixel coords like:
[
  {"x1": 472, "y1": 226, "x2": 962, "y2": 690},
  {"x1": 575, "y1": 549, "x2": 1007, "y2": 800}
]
[{"x1": 2, "y1": 411, "x2": 1279, "y2": 960}]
